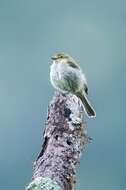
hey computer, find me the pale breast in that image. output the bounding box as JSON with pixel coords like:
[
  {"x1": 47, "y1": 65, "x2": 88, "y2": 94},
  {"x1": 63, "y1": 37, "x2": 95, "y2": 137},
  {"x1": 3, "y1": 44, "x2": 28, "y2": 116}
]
[
  {"x1": 50, "y1": 62, "x2": 85, "y2": 93},
  {"x1": 58, "y1": 62, "x2": 83, "y2": 93},
  {"x1": 50, "y1": 62, "x2": 64, "y2": 91}
]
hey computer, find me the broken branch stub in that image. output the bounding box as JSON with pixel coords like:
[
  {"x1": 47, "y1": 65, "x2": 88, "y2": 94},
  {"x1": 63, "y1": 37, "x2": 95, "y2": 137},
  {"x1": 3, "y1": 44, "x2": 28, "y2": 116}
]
[{"x1": 30, "y1": 92, "x2": 88, "y2": 190}]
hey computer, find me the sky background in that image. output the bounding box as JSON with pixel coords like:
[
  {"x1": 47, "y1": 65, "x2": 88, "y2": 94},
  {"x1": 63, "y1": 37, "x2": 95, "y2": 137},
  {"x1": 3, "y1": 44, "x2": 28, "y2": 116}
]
[{"x1": 0, "y1": 0, "x2": 126, "y2": 189}]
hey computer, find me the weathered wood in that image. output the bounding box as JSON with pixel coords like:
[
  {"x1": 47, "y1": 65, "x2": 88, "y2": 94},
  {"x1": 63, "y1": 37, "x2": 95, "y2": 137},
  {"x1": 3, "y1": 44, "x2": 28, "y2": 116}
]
[{"x1": 26, "y1": 92, "x2": 89, "y2": 190}]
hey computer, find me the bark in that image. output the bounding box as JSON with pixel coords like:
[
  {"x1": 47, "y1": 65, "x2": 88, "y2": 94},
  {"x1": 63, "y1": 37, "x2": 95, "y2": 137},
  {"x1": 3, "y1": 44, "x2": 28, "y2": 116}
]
[{"x1": 26, "y1": 92, "x2": 89, "y2": 190}]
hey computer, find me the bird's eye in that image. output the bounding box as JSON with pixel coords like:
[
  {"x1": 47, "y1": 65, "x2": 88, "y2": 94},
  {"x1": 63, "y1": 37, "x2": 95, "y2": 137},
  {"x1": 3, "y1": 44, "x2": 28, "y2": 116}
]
[{"x1": 60, "y1": 56, "x2": 63, "y2": 58}]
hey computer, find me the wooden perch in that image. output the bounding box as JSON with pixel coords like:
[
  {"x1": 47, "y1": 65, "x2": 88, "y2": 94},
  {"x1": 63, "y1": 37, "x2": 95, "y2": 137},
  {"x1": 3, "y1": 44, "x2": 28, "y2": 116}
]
[{"x1": 26, "y1": 92, "x2": 89, "y2": 190}]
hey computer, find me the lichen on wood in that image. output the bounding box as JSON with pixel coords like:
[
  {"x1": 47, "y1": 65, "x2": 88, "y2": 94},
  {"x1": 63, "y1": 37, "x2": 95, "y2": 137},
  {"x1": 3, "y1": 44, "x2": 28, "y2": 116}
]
[{"x1": 26, "y1": 92, "x2": 89, "y2": 190}]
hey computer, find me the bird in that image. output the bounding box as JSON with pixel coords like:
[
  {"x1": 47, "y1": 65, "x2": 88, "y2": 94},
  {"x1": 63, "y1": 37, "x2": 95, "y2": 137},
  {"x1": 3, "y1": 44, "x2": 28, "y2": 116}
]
[{"x1": 50, "y1": 53, "x2": 96, "y2": 118}]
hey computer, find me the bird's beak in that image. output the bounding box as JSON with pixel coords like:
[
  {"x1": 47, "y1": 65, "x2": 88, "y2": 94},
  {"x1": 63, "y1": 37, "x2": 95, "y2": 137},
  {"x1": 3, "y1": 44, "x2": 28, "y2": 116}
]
[{"x1": 51, "y1": 56, "x2": 57, "y2": 60}]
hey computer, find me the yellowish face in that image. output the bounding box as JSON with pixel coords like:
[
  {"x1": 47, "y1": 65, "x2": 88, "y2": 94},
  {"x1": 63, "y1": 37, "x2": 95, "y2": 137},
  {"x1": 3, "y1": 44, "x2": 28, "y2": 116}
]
[{"x1": 51, "y1": 53, "x2": 69, "y2": 61}]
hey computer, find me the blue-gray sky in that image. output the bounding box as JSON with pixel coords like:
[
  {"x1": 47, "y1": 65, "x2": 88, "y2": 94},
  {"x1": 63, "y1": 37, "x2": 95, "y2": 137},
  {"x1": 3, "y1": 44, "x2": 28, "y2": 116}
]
[{"x1": 0, "y1": 0, "x2": 126, "y2": 189}]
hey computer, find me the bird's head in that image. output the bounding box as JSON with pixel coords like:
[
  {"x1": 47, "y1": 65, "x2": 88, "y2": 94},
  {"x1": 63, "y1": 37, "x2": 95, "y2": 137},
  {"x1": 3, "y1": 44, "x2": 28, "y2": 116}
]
[
  {"x1": 51, "y1": 53, "x2": 80, "y2": 70},
  {"x1": 51, "y1": 53, "x2": 71, "y2": 63}
]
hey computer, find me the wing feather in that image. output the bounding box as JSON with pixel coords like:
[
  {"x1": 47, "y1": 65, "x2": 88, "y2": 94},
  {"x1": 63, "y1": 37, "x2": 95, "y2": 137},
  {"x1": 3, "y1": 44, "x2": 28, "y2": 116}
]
[{"x1": 67, "y1": 61, "x2": 80, "y2": 70}]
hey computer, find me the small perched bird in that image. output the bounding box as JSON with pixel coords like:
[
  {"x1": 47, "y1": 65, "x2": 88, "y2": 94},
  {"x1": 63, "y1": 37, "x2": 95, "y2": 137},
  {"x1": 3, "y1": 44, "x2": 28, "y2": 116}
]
[{"x1": 50, "y1": 53, "x2": 96, "y2": 118}]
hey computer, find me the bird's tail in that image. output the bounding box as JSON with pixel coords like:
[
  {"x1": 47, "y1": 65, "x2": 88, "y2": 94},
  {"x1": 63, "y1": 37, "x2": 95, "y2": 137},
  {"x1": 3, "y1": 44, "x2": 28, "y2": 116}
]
[{"x1": 76, "y1": 91, "x2": 96, "y2": 118}]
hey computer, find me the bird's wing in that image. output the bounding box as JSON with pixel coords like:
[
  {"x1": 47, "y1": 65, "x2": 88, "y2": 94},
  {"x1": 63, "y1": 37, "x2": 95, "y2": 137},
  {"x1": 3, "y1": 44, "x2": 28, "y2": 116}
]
[
  {"x1": 84, "y1": 83, "x2": 88, "y2": 95},
  {"x1": 67, "y1": 61, "x2": 81, "y2": 70}
]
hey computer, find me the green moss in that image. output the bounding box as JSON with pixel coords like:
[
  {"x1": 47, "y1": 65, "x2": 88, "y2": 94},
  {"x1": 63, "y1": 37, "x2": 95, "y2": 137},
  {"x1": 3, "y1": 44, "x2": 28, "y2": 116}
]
[{"x1": 26, "y1": 177, "x2": 61, "y2": 190}]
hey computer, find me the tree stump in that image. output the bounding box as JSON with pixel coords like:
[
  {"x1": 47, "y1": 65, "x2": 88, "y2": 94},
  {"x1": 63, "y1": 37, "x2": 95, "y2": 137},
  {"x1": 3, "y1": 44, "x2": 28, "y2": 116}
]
[{"x1": 26, "y1": 92, "x2": 89, "y2": 190}]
